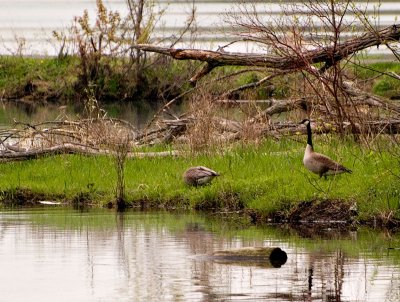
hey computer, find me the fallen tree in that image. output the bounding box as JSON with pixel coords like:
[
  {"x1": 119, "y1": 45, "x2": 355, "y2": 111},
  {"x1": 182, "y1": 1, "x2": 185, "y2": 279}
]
[
  {"x1": 132, "y1": 0, "x2": 400, "y2": 140},
  {"x1": 1, "y1": 1, "x2": 399, "y2": 159},
  {"x1": 0, "y1": 119, "x2": 182, "y2": 161},
  {"x1": 0, "y1": 143, "x2": 180, "y2": 162},
  {"x1": 1, "y1": 114, "x2": 400, "y2": 161},
  {"x1": 135, "y1": 24, "x2": 400, "y2": 83}
]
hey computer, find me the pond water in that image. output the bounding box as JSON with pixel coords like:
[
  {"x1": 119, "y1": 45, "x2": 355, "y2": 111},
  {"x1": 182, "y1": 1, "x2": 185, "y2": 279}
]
[
  {"x1": 0, "y1": 208, "x2": 399, "y2": 302},
  {"x1": 0, "y1": 101, "x2": 157, "y2": 130},
  {"x1": 1, "y1": 0, "x2": 399, "y2": 55}
]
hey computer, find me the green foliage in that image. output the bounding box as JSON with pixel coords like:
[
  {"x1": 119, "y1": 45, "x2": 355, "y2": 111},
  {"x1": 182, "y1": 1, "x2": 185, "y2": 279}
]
[
  {"x1": 0, "y1": 56, "x2": 78, "y2": 98},
  {"x1": 352, "y1": 62, "x2": 400, "y2": 99},
  {"x1": 0, "y1": 52, "x2": 194, "y2": 104},
  {"x1": 0, "y1": 137, "x2": 399, "y2": 222},
  {"x1": 235, "y1": 72, "x2": 259, "y2": 87},
  {"x1": 373, "y1": 79, "x2": 398, "y2": 97}
]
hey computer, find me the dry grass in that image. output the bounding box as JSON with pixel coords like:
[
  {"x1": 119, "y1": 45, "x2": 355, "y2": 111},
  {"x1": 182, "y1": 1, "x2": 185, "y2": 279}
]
[{"x1": 185, "y1": 90, "x2": 222, "y2": 152}]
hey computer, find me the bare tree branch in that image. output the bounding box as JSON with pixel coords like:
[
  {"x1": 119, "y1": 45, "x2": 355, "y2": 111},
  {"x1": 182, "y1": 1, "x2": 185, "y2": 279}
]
[{"x1": 135, "y1": 24, "x2": 400, "y2": 75}]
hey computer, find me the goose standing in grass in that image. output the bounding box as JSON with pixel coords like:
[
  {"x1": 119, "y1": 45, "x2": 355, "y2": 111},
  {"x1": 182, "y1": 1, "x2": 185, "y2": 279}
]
[
  {"x1": 300, "y1": 119, "x2": 352, "y2": 178},
  {"x1": 183, "y1": 166, "x2": 220, "y2": 186}
]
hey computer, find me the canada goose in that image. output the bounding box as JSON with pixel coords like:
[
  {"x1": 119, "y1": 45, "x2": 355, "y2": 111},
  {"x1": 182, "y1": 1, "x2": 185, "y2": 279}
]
[
  {"x1": 300, "y1": 119, "x2": 352, "y2": 178},
  {"x1": 183, "y1": 166, "x2": 220, "y2": 186}
]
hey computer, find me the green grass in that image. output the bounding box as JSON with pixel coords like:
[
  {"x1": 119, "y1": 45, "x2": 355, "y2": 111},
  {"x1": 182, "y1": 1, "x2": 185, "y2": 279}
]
[
  {"x1": 0, "y1": 136, "x2": 399, "y2": 221},
  {"x1": 2, "y1": 55, "x2": 399, "y2": 106},
  {"x1": 0, "y1": 55, "x2": 198, "y2": 102},
  {"x1": 0, "y1": 56, "x2": 78, "y2": 96},
  {"x1": 352, "y1": 61, "x2": 400, "y2": 99}
]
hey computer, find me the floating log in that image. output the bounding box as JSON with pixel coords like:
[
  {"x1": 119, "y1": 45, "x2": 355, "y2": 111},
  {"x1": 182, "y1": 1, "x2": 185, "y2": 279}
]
[{"x1": 210, "y1": 247, "x2": 287, "y2": 268}]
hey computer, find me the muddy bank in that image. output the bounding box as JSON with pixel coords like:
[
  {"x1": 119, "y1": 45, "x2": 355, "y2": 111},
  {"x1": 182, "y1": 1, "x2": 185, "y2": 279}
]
[{"x1": 1, "y1": 187, "x2": 399, "y2": 230}]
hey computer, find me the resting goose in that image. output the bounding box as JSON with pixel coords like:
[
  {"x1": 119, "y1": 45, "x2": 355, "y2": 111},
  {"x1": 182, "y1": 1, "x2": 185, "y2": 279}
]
[
  {"x1": 183, "y1": 166, "x2": 220, "y2": 186},
  {"x1": 300, "y1": 119, "x2": 352, "y2": 178}
]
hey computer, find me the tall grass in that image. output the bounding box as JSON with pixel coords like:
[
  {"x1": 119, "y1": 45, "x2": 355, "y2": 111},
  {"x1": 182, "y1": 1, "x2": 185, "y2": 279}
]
[{"x1": 0, "y1": 136, "x2": 399, "y2": 220}]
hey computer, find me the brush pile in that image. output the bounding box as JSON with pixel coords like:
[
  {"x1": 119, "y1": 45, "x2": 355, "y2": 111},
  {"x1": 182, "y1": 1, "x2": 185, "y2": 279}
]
[{"x1": 0, "y1": 118, "x2": 178, "y2": 161}]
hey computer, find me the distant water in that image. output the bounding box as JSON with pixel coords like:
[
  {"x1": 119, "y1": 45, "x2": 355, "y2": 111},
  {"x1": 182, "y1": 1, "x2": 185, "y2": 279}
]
[{"x1": 0, "y1": 0, "x2": 399, "y2": 56}]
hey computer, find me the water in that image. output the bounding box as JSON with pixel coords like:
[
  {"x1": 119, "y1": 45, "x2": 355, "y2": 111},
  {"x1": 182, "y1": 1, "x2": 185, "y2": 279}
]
[
  {"x1": 0, "y1": 1, "x2": 399, "y2": 55},
  {"x1": 0, "y1": 208, "x2": 399, "y2": 302},
  {"x1": 0, "y1": 101, "x2": 156, "y2": 130}
]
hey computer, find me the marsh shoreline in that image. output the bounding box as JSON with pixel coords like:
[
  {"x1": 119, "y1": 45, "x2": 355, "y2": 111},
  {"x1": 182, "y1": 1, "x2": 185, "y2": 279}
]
[{"x1": 1, "y1": 187, "x2": 398, "y2": 230}]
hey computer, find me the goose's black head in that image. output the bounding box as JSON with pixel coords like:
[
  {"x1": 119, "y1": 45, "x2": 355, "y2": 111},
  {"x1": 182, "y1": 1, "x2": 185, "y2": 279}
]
[{"x1": 300, "y1": 119, "x2": 311, "y2": 125}]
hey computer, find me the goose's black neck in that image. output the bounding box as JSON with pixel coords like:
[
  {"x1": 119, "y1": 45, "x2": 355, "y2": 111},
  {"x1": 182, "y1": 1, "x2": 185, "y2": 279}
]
[{"x1": 306, "y1": 122, "x2": 313, "y2": 147}]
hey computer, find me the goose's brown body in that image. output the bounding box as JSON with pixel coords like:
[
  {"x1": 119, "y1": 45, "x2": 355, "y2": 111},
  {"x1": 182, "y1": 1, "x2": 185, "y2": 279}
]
[
  {"x1": 183, "y1": 166, "x2": 220, "y2": 186},
  {"x1": 301, "y1": 119, "x2": 352, "y2": 178}
]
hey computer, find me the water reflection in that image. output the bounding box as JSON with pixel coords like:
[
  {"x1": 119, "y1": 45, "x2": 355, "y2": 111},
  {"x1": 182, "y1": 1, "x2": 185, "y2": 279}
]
[
  {"x1": 0, "y1": 101, "x2": 157, "y2": 130},
  {"x1": 0, "y1": 209, "x2": 399, "y2": 301}
]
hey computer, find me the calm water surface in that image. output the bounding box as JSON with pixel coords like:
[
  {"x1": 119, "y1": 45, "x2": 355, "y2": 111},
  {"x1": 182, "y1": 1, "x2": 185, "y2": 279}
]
[
  {"x1": 0, "y1": 101, "x2": 156, "y2": 130},
  {"x1": 1, "y1": 1, "x2": 399, "y2": 55},
  {"x1": 0, "y1": 208, "x2": 400, "y2": 301}
]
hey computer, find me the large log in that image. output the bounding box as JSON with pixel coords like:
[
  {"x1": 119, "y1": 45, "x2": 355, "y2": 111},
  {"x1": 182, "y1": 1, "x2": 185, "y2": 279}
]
[
  {"x1": 135, "y1": 24, "x2": 400, "y2": 75},
  {"x1": 209, "y1": 247, "x2": 288, "y2": 268}
]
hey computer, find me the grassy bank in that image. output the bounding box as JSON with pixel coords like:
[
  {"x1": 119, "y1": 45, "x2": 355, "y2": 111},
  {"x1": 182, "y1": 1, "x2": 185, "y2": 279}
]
[
  {"x1": 2, "y1": 55, "x2": 400, "y2": 105},
  {"x1": 0, "y1": 56, "x2": 78, "y2": 101},
  {"x1": 0, "y1": 55, "x2": 195, "y2": 104},
  {"x1": 1, "y1": 136, "x2": 399, "y2": 225}
]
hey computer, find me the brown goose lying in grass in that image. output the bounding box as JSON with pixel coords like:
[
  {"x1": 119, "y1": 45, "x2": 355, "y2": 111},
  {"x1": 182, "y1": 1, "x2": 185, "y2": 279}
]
[
  {"x1": 300, "y1": 119, "x2": 352, "y2": 178},
  {"x1": 183, "y1": 166, "x2": 220, "y2": 186}
]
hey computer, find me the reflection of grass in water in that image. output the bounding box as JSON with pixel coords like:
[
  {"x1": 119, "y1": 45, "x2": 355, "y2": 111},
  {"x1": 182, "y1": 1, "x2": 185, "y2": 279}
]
[
  {"x1": 232, "y1": 224, "x2": 400, "y2": 264},
  {"x1": 203, "y1": 216, "x2": 400, "y2": 264},
  {"x1": 11, "y1": 207, "x2": 400, "y2": 265},
  {"x1": 21, "y1": 207, "x2": 211, "y2": 233},
  {"x1": 0, "y1": 136, "x2": 399, "y2": 221},
  {"x1": 0, "y1": 103, "x2": 78, "y2": 127}
]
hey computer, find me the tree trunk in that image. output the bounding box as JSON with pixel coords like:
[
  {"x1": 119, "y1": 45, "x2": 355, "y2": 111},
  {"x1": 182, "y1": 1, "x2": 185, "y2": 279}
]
[
  {"x1": 135, "y1": 24, "x2": 400, "y2": 82},
  {"x1": 210, "y1": 247, "x2": 287, "y2": 268}
]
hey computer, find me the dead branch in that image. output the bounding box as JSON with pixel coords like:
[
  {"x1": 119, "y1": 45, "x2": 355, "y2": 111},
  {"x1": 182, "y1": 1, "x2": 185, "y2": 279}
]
[
  {"x1": 342, "y1": 81, "x2": 400, "y2": 114},
  {"x1": 306, "y1": 65, "x2": 400, "y2": 114},
  {"x1": 221, "y1": 70, "x2": 289, "y2": 99},
  {"x1": 135, "y1": 24, "x2": 400, "y2": 82},
  {"x1": 2, "y1": 114, "x2": 400, "y2": 161},
  {"x1": 250, "y1": 98, "x2": 309, "y2": 123},
  {"x1": 0, "y1": 143, "x2": 180, "y2": 162},
  {"x1": 216, "y1": 100, "x2": 276, "y2": 105}
]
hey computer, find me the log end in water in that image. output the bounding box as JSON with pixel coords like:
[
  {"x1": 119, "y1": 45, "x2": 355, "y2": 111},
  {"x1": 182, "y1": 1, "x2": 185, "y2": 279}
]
[{"x1": 211, "y1": 247, "x2": 287, "y2": 268}]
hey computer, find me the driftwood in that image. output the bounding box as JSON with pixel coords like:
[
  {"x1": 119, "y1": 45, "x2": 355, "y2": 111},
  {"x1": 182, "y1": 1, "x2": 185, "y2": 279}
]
[
  {"x1": 0, "y1": 119, "x2": 180, "y2": 162},
  {"x1": 250, "y1": 98, "x2": 309, "y2": 123},
  {"x1": 1, "y1": 116, "x2": 400, "y2": 161},
  {"x1": 135, "y1": 24, "x2": 400, "y2": 82},
  {"x1": 138, "y1": 118, "x2": 400, "y2": 146},
  {"x1": 217, "y1": 99, "x2": 276, "y2": 105},
  {"x1": 0, "y1": 143, "x2": 180, "y2": 162},
  {"x1": 134, "y1": 23, "x2": 400, "y2": 134},
  {"x1": 209, "y1": 247, "x2": 287, "y2": 268}
]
